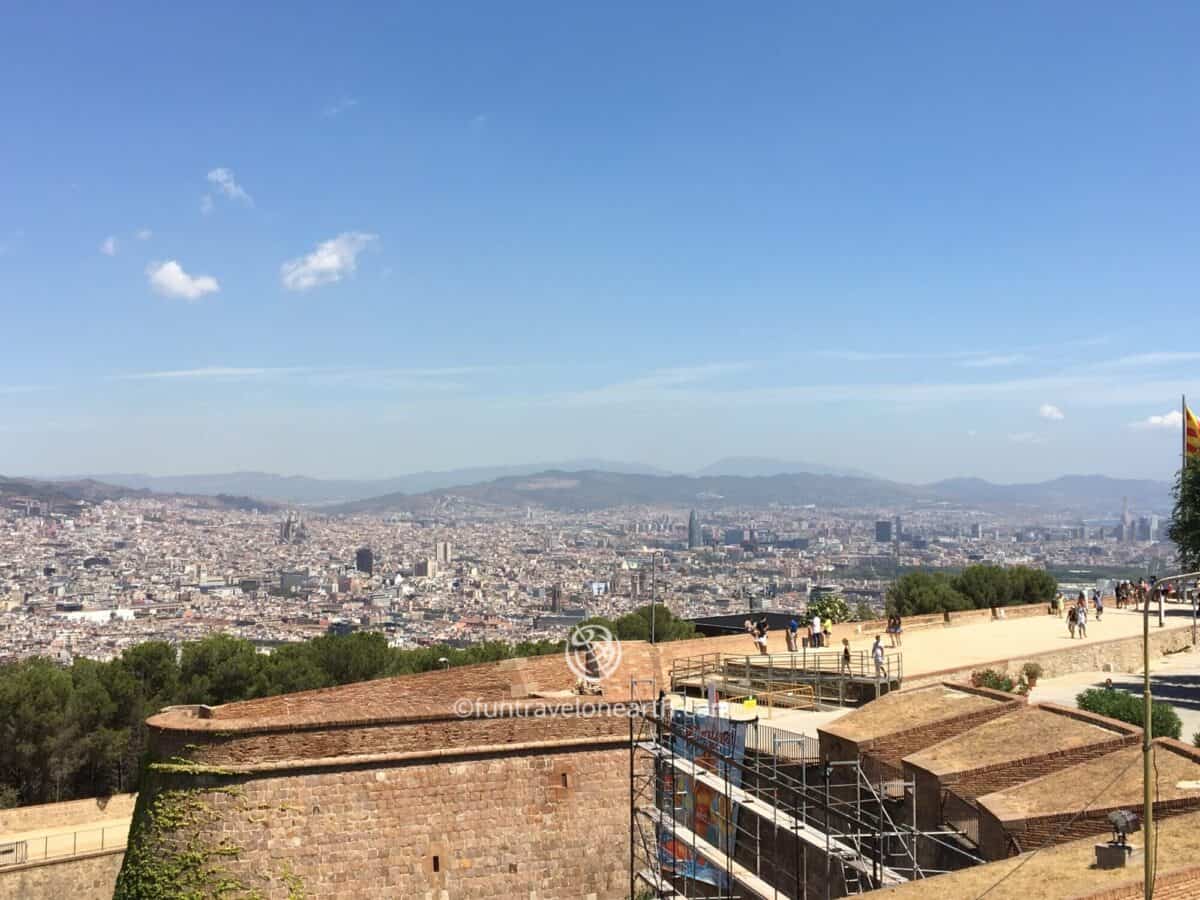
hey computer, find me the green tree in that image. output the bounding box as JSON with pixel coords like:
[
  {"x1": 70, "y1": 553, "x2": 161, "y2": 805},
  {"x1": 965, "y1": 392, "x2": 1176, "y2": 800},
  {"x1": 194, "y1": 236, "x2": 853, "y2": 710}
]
[
  {"x1": 1168, "y1": 458, "x2": 1200, "y2": 571},
  {"x1": 952, "y1": 565, "x2": 1009, "y2": 608},
  {"x1": 613, "y1": 604, "x2": 697, "y2": 643},
  {"x1": 177, "y1": 634, "x2": 268, "y2": 706},
  {"x1": 887, "y1": 571, "x2": 969, "y2": 616},
  {"x1": 0, "y1": 658, "x2": 73, "y2": 804},
  {"x1": 806, "y1": 596, "x2": 851, "y2": 624},
  {"x1": 852, "y1": 601, "x2": 876, "y2": 622}
]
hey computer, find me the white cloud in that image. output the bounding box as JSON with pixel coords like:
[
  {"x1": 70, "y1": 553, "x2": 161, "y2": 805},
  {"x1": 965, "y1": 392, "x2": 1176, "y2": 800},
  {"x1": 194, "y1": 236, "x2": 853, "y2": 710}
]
[
  {"x1": 280, "y1": 232, "x2": 378, "y2": 292},
  {"x1": 206, "y1": 168, "x2": 253, "y2": 205},
  {"x1": 136, "y1": 229, "x2": 153, "y2": 241},
  {"x1": 100, "y1": 236, "x2": 118, "y2": 256},
  {"x1": 322, "y1": 97, "x2": 359, "y2": 117},
  {"x1": 145, "y1": 260, "x2": 220, "y2": 301},
  {"x1": 200, "y1": 195, "x2": 214, "y2": 215},
  {"x1": 1039, "y1": 403, "x2": 1064, "y2": 421},
  {"x1": 1129, "y1": 410, "x2": 1183, "y2": 430}
]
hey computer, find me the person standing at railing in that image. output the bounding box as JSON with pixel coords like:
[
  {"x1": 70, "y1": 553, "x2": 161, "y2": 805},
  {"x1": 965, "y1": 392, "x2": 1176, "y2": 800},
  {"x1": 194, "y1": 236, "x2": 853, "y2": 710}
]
[
  {"x1": 811, "y1": 611, "x2": 823, "y2": 648},
  {"x1": 822, "y1": 617, "x2": 833, "y2": 648},
  {"x1": 786, "y1": 617, "x2": 799, "y2": 653},
  {"x1": 872, "y1": 635, "x2": 886, "y2": 679}
]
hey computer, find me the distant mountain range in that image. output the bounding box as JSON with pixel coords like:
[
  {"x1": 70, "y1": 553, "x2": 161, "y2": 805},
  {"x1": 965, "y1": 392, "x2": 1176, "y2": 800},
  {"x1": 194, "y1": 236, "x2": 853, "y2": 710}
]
[
  {"x1": 0, "y1": 475, "x2": 276, "y2": 512},
  {"x1": 326, "y1": 470, "x2": 1173, "y2": 517},
  {"x1": 65, "y1": 458, "x2": 863, "y2": 505},
  {"x1": 37, "y1": 463, "x2": 1173, "y2": 516}
]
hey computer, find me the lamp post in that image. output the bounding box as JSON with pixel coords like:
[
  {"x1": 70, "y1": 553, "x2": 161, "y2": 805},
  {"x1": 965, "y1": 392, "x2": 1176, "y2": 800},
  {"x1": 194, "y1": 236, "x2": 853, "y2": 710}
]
[{"x1": 1137, "y1": 567, "x2": 1200, "y2": 900}]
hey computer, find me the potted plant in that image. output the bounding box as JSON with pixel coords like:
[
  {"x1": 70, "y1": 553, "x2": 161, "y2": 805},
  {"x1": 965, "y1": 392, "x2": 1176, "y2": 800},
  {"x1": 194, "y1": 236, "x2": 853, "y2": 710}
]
[{"x1": 1021, "y1": 662, "x2": 1044, "y2": 687}]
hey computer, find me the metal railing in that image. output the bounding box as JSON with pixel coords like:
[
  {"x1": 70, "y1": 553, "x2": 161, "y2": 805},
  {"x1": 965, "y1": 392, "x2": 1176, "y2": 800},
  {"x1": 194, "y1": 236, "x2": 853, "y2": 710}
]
[{"x1": 0, "y1": 823, "x2": 129, "y2": 867}]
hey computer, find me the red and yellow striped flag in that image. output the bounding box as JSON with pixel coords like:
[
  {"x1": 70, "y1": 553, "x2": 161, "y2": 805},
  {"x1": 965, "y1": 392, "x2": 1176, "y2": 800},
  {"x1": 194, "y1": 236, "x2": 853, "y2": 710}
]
[{"x1": 1188, "y1": 404, "x2": 1200, "y2": 459}]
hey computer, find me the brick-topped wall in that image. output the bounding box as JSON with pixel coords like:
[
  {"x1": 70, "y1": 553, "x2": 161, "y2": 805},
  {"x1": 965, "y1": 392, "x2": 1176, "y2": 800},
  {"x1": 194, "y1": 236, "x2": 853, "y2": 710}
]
[
  {"x1": 818, "y1": 684, "x2": 1021, "y2": 783},
  {"x1": 907, "y1": 705, "x2": 1139, "y2": 833},
  {"x1": 153, "y1": 704, "x2": 632, "y2": 769},
  {"x1": 117, "y1": 745, "x2": 633, "y2": 899}
]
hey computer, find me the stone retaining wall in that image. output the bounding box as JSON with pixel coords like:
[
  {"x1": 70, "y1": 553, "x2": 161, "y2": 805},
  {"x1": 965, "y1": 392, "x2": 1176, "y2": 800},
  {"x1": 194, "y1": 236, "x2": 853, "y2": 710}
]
[
  {"x1": 0, "y1": 848, "x2": 124, "y2": 900},
  {"x1": 0, "y1": 794, "x2": 135, "y2": 835}
]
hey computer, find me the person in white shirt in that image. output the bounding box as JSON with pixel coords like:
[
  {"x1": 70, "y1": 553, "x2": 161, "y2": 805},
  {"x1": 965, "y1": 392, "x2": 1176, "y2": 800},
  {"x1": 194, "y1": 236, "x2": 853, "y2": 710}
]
[
  {"x1": 811, "y1": 613, "x2": 823, "y2": 648},
  {"x1": 872, "y1": 636, "x2": 886, "y2": 678}
]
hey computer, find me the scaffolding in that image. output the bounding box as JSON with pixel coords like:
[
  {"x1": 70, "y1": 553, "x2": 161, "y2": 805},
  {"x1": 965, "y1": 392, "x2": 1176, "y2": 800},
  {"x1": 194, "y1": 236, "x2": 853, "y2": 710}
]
[
  {"x1": 630, "y1": 699, "x2": 984, "y2": 900},
  {"x1": 670, "y1": 650, "x2": 903, "y2": 710}
]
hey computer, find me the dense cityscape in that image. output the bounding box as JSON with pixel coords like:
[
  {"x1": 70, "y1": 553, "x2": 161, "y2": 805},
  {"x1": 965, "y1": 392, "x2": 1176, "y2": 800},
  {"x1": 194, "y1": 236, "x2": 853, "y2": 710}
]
[{"x1": 0, "y1": 484, "x2": 1174, "y2": 665}]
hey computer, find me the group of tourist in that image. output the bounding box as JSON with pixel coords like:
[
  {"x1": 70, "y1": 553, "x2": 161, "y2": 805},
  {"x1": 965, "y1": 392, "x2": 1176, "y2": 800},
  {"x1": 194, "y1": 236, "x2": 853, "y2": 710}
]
[
  {"x1": 743, "y1": 612, "x2": 894, "y2": 681},
  {"x1": 1113, "y1": 579, "x2": 1152, "y2": 609}
]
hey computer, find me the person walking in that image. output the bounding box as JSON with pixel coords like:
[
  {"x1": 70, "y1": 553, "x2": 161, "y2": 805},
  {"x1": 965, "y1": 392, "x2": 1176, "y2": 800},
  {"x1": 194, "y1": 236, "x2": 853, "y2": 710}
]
[
  {"x1": 840, "y1": 638, "x2": 852, "y2": 675},
  {"x1": 872, "y1": 635, "x2": 886, "y2": 679},
  {"x1": 1076, "y1": 598, "x2": 1088, "y2": 638},
  {"x1": 1067, "y1": 603, "x2": 1077, "y2": 639},
  {"x1": 786, "y1": 617, "x2": 799, "y2": 653},
  {"x1": 1094, "y1": 589, "x2": 1104, "y2": 622},
  {"x1": 823, "y1": 617, "x2": 833, "y2": 648}
]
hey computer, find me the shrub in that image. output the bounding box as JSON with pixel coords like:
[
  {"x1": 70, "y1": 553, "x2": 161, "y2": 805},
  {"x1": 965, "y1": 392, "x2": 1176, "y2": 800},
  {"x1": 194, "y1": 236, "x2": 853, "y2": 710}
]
[
  {"x1": 971, "y1": 669, "x2": 1015, "y2": 693},
  {"x1": 1021, "y1": 662, "x2": 1044, "y2": 682},
  {"x1": 806, "y1": 595, "x2": 851, "y2": 625},
  {"x1": 1193, "y1": 730, "x2": 1199, "y2": 749},
  {"x1": 1076, "y1": 688, "x2": 1182, "y2": 739}
]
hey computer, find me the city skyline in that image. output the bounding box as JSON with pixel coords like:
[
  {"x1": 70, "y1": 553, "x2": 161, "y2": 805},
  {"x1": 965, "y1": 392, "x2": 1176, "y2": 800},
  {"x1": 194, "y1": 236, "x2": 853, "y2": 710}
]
[{"x1": 2, "y1": 5, "x2": 1199, "y2": 482}]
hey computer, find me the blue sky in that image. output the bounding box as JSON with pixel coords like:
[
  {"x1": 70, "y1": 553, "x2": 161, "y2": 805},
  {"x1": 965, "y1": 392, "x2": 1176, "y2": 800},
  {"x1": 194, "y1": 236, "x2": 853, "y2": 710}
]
[{"x1": 2, "y1": 2, "x2": 1199, "y2": 483}]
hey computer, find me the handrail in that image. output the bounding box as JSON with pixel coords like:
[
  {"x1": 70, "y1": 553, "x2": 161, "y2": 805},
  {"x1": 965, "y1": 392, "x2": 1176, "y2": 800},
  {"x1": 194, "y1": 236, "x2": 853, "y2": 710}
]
[{"x1": 0, "y1": 822, "x2": 128, "y2": 867}]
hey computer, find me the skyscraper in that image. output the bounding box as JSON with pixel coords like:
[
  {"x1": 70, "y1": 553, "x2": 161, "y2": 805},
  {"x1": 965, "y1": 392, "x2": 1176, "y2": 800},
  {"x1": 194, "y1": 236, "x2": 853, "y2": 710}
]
[
  {"x1": 874, "y1": 520, "x2": 892, "y2": 543},
  {"x1": 355, "y1": 547, "x2": 374, "y2": 576},
  {"x1": 687, "y1": 510, "x2": 702, "y2": 549},
  {"x1": 435, "y1": 541, "x2": 452, "y2": 564}
]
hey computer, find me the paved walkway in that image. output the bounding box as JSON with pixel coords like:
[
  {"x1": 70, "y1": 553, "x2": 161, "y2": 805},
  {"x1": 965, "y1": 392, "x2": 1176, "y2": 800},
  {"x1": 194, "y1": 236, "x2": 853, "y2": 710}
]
[
  {"x1": 837, "y1": 605, "x2": 1197, "y2": 679},
  {"x1": 0, "y1": 818, "x2": 129, "y2": 862},
  {"x1": 1029, "y1": 647, "x2": 1200, "y2": 743}
]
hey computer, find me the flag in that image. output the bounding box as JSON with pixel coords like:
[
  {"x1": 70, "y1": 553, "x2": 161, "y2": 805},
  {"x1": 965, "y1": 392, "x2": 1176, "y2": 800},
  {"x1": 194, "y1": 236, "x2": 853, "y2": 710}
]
[{"x1": 1187, "y1": 404, "x2": 1200, "y2": 460}]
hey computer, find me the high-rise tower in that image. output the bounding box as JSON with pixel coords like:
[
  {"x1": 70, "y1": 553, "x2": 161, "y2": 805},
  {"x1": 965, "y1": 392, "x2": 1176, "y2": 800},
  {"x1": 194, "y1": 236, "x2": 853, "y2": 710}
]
[{"x1": 687, "y1": 510, "x2": 702, "y2": 549}]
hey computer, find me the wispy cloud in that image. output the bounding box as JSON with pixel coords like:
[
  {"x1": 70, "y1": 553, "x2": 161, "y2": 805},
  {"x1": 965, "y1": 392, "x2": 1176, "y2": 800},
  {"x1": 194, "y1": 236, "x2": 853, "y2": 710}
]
[
  {"x1": 322, "y1": 97, "x2": 359, "y2": 117},
  {"x1": 110, "y1": 365, "x2": 495, "y2": 391},
  {"x1": 115, "y1": 367, "x2": 287, "y2": 381},
  {"x1": 280, "y1": 232, "x2": 377, "y2": 292},
  {"x1": 542, "y1": 362, "x2": 755, "y2": 407},
  {"x1": 1102, "y1": 352, "x2": 1200, "y2": 369},
  {"x1": 206, "y1": 168, "x2": 253, "y2": 206},
  {"x1": 958, "y1": 354, "x2": 1028, "y2": 369},
  {"x1": 100, "y1": 236, "x2": 118, "y2": 256},
  {"x1": 1007, "y1": 432, "x2": 1047, "y2": 444},
  {"x1": 136, "y1": 229, "x2": 153, "y2": 241},
  {"x1": 146, "y1": 260, "x2": 220, "y2": 301},
  {"x1": 1129, "y1": 410, "x2": 1183, "y2": 430},
  {"x1": 1039, "y1": 403, "x2": 1065, "y2": 421}
]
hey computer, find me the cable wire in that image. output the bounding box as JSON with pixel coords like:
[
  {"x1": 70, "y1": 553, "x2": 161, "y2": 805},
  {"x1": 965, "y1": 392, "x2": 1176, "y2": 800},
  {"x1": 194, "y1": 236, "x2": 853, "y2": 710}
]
[{"x1": 973, "y1": 751, "x2": 1143, "y2": 899}]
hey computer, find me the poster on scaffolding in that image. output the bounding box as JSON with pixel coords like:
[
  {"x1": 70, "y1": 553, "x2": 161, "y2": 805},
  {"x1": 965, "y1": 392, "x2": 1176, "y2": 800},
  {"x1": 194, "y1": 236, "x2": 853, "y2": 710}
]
[{"x1": 657, "y1": 709, "x2": 747, "y2": 888}]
